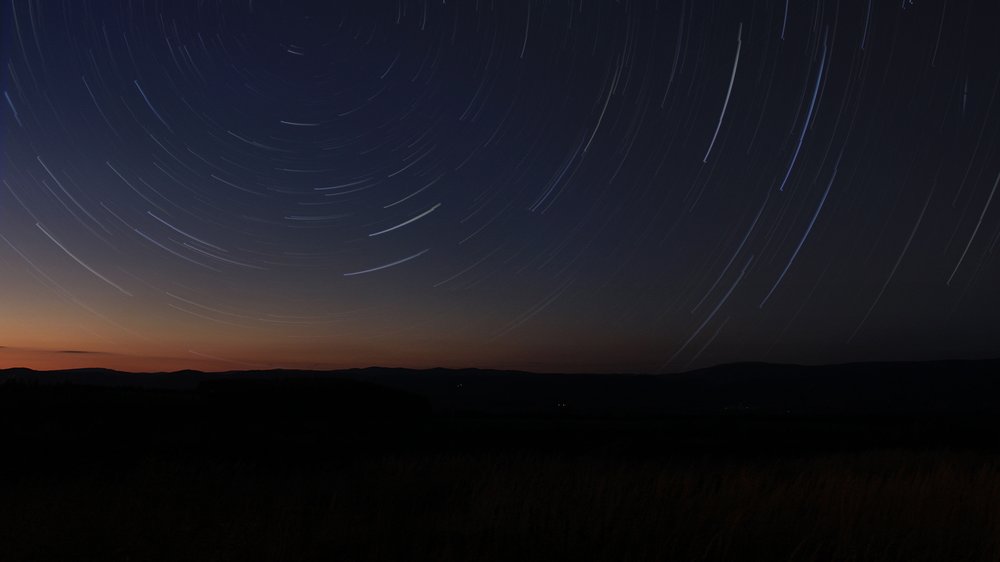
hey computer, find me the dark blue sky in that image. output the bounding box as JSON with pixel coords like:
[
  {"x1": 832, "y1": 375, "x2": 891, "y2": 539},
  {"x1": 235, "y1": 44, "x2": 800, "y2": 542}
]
[{"x1": 1, "y1": 0, "x2": 998, "y2": 373}]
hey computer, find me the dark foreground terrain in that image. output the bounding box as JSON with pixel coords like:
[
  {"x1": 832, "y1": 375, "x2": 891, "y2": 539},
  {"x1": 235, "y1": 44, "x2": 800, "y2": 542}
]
[{"x1": 2, "y1": 360, "x2": 1000, "y2": 561}]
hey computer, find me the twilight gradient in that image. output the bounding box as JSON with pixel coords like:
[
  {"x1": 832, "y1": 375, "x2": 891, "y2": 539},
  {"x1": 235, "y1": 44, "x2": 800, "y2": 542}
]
[{"x1": 1, "y1": 0, "x2": 998, "y2": 373}]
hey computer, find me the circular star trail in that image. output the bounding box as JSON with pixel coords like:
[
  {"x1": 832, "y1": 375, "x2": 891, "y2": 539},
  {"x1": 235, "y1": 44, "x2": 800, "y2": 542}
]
[{"x1": 1, "y1": 0, "x2": 998, "y2": 372}]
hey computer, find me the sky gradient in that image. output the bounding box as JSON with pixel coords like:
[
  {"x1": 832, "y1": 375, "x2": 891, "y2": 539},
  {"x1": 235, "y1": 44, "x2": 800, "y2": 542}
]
[{"x1": 2, "y1": 0, "x2": 999, "y2": 373}]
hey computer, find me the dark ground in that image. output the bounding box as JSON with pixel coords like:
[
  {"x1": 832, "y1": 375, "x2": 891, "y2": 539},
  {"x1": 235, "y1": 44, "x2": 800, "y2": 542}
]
[{"x1": 2, "y1": 360, "x2": 1000, "y2": 561}]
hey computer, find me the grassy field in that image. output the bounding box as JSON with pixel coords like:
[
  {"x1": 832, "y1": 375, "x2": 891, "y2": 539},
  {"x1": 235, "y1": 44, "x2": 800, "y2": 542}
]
[{"x1": 3, "y1": 446, "x2": 1000, "y2": 561}]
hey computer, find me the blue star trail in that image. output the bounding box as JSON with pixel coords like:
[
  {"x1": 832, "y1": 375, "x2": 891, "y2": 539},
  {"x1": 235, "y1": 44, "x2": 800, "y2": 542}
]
[{"x1": 0, "y1": 0, "x2": 998, "y2": 373}]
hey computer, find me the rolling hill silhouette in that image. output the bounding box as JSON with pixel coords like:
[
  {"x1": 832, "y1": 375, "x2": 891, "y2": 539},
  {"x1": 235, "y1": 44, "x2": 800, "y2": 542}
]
[
  {"x1": 4, "y1": 358, "x2": 997, "y2": 417},
  {"x1": 4, "y1": 359, "x2": 1000, "y2": 562}
]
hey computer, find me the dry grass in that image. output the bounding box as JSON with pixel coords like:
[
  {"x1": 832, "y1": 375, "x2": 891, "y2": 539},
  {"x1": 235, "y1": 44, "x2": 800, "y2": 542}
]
[{"x1": 3, "y1": 448, "x2": 1000, "y2": 561}]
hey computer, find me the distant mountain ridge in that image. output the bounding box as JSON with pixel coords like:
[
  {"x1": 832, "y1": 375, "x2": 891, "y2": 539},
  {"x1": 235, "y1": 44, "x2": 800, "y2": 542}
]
[{"x1": 3, "y1": 358, "x2": 999, "y2": 416}]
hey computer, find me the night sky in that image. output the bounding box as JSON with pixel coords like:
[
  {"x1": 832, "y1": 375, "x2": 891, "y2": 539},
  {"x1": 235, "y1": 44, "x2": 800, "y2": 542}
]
[{"x1": 1, "y1": 0, "x2": 998, "y2": 373}]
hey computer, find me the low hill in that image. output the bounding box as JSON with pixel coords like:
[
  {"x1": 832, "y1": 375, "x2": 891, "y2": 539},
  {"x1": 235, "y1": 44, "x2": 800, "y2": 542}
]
[{"x1": 3, "y1": 358, "x2": 999, "y2": 417}]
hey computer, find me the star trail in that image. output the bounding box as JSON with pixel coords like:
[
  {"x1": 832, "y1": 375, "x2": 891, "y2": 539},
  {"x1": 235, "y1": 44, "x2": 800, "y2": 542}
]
[{"x1": 1, "y1": 0, "x2": 998, "y2": 373}]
